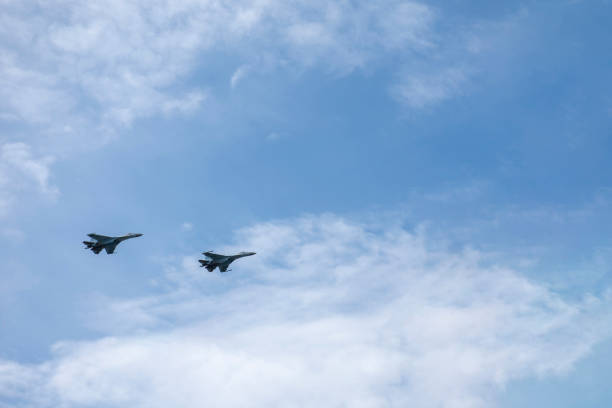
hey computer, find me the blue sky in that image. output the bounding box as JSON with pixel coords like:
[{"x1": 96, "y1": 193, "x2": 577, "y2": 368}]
[{"x1": 1, "y1": 1, "x2": 612, "y2": 406}]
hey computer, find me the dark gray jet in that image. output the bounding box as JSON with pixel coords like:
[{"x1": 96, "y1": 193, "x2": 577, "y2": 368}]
[
  {"x1": 198, "y1": 251, "x2": 256, "y2": 272},
  {"x1": 83, "y1": 233, "x2": 143, "y2": 254}
]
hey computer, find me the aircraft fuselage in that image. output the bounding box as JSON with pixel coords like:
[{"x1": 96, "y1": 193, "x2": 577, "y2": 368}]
[
  {"x1": 83, "y1": 233, "x2": 143, "y2": 254},
  {"x1": 198, "y1": 251, "x2": 256, "y2": 272}
]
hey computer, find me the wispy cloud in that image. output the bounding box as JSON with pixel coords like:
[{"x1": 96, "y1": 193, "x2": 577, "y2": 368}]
[
  {"x1": 0, "y1": 143, "x2": 58, "y2": 216},
  {"x1": 0, "y1": 0, "x2": 446, "y2": 217},
  {"x1": 0, "y1": 0, "x2": 537, "y2": 149},
  {"x1": 394, "y1": 67, "x2": 470, "y2": 108},
  {"x1": 2, "y1": 214, "x2": 610, "y2": 407},
  {"x1": 0, "y1": 0, "x2": 436, "y2": 133},
  {"x1": 230, "y1": 65, "x2": 250, "y2": 88},
  {"x1": 266, "y1": 132, "x2": 281, "y2": 141},
  {"x1": 0, "y1": 227, "x2": 25, "y2": 242}
]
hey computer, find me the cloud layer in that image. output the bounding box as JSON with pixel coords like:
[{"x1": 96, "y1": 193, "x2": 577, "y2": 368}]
[
  {"x1": 0, "y1": 142, "x2": 58, "y2": 216},
  {"x1": 0, "y1": 0, "x2": 435, "y2": 131},
  {"x1": 1, "y1": 1, "x2": 518, "y2": 219},
  {"x1": 0, "y1": 0, "x2": 442, "y2": 216},
  {"x1": 1, "y1": 214, "x2": 610, "y2": 407}
]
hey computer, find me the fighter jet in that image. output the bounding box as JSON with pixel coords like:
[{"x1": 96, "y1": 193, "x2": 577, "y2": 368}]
[
  {"x1": 198, "y1": 251, "x2": 256, "y2": 272},
  {"x1": 83, "y1": 233, "x2": 143, "y2": 254}
]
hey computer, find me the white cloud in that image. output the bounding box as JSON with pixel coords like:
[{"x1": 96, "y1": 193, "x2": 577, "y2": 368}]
[
  {"x1": 0, "y1": 227, "x2": 25, "y2": 242},
  {"x1": 0, "y1": 143, "x2": 58, "y2": 216},
  {"x1": 180, "y1": 222, "x2": 193, "y2": 231},
  {"x1": 161, "y1": 91, "x2": 207, "y2": 116},
  {"x1": 266, "y1": 132, "x2": 280, "y2": 141},
  {"x1": 394, "y1": 67, "x2": 470, "y2": 109},
  {"x1": 421, "y1": 180, "x2": 488, "y2": 202},
  {"x1": 2, "y1": 214, "x2": 610, "y2": 407},
  {"x1": 230, "y1": 65, "x2": 250, "y2": 88},
  {"x1": 389, "y1": 7, "x2": 535, "y2": 110},
  {"x1": 0, "y1": 0, "x2": 438, "y2": 133}
]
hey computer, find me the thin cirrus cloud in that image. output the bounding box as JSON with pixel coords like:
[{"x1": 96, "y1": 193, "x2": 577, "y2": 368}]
[
  {"x1": 0, "y1": 0, "x2": 449, "y2": 216},
  {"x1": 0, "y1": 143, "x2": 58, "y2": 216},
  {"x1": 0, "y1": 0, "x2": 442, "y2": 133},
  {"x1": 230, "y1": 65, "x2": 251, "y2": 89},
  {"x1": 393, "y1": 67, "x2": 470, "y2": 109},
  {"x1": 0, "y1": 0, "x2": 508, "y2": 217},
  {"x1": 1, "y1": 214, "x2": 610, "y2": 407}
]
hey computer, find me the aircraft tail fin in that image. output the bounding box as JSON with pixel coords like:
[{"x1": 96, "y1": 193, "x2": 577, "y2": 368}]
[{"x1": 198, "y1": 259, "x2": 210, "y2": 267}]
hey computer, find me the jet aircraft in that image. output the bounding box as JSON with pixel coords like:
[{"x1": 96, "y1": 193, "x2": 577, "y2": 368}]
[
  {"x1": 198, "y1": 251, "x2": 256, "y2": 272},
  {"x1": 83, "y1": 233, "x2": 143, "y2": 254}
]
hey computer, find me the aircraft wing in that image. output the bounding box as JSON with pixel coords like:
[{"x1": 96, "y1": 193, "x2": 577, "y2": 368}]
[
  {"x1": 88, "y1": 234, "x2": 111, "y2": 242},
  {"x1": 203, "y1": 251, "x2": 225, "y2": 261},
  {"x1": 219, "y1": 264, "x2": 229, "y2": 272},
  {"x1": 105, "y1": 243, "x2": 118, "y2": 254}
]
